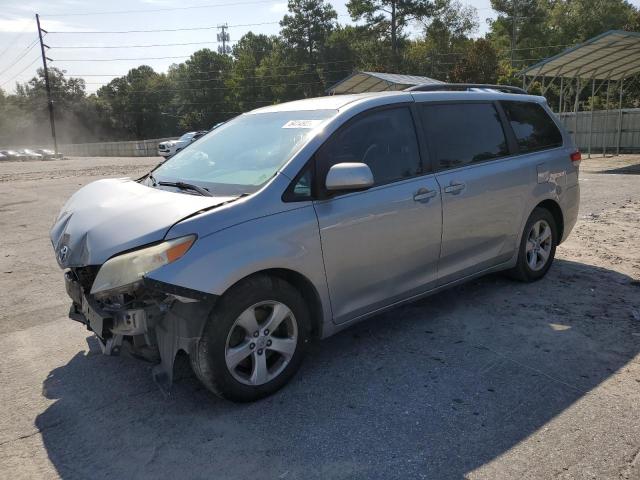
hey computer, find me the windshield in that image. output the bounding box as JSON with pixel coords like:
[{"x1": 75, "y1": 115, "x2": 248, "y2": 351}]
[{"x1": 152, "y1": 109, "x2": 336, "y2": 195}]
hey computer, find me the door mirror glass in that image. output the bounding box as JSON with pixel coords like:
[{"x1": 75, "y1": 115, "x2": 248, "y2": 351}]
[{"x1": 325, "y1": 162, "x2": 374, "y2": 191}]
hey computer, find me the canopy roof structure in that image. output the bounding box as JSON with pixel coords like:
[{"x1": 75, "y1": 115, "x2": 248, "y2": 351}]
[
  {"x1": 327, "y1": 71, "x2": 442, "y2": 94},
  {"x1": 520, "y1": 30, "x2": 640, "y2": 81},
  {"x1": 518, "y1": 30, "x2": 640, "y2": 158}
]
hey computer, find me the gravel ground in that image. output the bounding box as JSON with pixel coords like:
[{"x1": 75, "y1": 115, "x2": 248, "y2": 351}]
[{"x1": 0, "y1": 155, "x2": 639, "y2": 480}]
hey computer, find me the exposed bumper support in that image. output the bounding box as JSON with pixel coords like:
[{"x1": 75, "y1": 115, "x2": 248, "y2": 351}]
[{"x1": 64, "y1": 272, "x2": 216, "y2": 393}]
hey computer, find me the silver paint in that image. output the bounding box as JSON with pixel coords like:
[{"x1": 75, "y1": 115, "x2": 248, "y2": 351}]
[{"x1": 51, "y1": 89, "x2": 580, "y2": 372}]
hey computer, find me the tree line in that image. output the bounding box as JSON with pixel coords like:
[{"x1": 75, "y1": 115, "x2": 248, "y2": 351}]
[{"x1": 1, "y1": 0, "x2": 639, "y2": 145}]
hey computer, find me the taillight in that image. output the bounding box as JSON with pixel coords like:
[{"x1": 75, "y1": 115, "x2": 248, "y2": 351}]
[{"x1": 570, "y1": 150, "x2": 581, "y2": 166}]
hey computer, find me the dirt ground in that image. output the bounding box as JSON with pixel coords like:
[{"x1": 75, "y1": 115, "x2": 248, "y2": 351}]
[{"x1": 0, "y1": 154, "x2": 639, "y2": 480}]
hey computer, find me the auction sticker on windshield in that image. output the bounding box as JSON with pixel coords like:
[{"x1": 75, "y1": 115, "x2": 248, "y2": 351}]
[{"x1": 282, "y1": 120, "x2": 323, "y2": 129}]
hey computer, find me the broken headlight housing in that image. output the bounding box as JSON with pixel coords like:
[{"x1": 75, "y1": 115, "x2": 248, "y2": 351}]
[{"x1": 90, "y1": 234, "x2": 196, "y2": 296}]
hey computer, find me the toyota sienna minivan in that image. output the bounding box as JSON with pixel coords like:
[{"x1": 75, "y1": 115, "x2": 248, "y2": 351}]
[{"x1": 51, "y1": 84, "x2": 580, "y2": 402}]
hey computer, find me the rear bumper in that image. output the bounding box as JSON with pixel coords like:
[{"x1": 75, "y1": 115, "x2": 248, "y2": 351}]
[{"x1": 560, "y1": 183, "x2": 580, "y2": 243}]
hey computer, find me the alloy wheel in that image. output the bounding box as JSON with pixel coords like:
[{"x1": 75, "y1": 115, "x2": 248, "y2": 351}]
[
  {"x1": 526, "y1": 219, "x2": 553, "y2": 271},
  {"x1": 224, "y1": 301, "x2": 298, "y2": 386}
]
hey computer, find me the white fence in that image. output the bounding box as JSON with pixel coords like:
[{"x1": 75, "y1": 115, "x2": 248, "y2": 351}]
[
  {"x1": 53, "y1": 108, "x2": 640, "y2": 157},
  {"x1": 558, "y1": 108, "x2": 640, "y2": 154},
  {"x1": 58, "y1": 137, "x2": 177, "y2": 157}
]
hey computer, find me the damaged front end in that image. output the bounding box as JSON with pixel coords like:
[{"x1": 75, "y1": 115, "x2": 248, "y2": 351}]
[
  {"x1": 64, "y1": 265, "x2": 215, "y2": 392},
  {"x1": 49, "y1": 178, "x2": 237, "y2": 393}
]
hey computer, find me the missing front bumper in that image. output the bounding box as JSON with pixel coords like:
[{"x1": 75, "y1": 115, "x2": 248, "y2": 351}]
[
  {"x1": 64, "y1": 271, "x2": 216, "y2": 392},
  {"x1": 65, "y1": 271, "x2": 161, "y2": 340}
]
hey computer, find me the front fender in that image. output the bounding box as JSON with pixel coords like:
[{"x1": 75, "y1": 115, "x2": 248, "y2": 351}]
[{"x1": 145, "y1": 204, "x2": 332, "y2": 326}]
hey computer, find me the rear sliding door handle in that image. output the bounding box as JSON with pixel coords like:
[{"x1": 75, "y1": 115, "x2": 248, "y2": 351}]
[
  {"x1": 444, "y1": 182, "x2": 466, "y2": 194},
  {"x1": 413, "y1": 187, "x2": 437, "y2": 202}
]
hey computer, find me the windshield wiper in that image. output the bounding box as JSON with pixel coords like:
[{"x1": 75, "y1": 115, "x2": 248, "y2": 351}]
[{"x1": 157, "y1": 180, "x2": 213, "y2": 197}]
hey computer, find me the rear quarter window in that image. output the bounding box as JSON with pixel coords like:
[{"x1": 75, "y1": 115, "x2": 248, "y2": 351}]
[
  {"x1": 501, "y1": 101, "x2": 563, "y2": 153},
  {"x1": 419, "y1": 102, "x2": 509, "y2": 170}
]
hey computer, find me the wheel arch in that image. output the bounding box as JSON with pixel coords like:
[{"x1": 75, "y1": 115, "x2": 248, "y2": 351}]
[
  {"x1": 535, "y1": 198, "x2": 564, "y2": 243},
  {"x1": 220, "y1": 268, "x2": 325, "y2": 339}
]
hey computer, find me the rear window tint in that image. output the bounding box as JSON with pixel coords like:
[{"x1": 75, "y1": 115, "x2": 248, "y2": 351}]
[
  {"x1": 501, "y1": 101, "x2": 563, "y2": 153},
  {"x1": 419, "y1": 103, "x2": 509, "y2": 170}
]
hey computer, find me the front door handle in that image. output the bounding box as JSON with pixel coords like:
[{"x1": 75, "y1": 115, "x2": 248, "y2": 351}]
[
  {"x1": 413, "y1": 187, "x2": 437, "y2": 202},
  {"x1": 444, "y1": 181, "x2": 466, "y2": 194}
]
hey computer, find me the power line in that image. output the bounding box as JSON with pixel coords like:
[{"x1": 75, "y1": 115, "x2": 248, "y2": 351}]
[
  {"x1": 53, "y1": 55, "x2": 197, "y2": 62},
  {"x1": 47, "y1": 21, "x2": 276, "y2": 34},
  {"x1": 48, "y1": 40, "x2": 222, "y2": 49},
  {"x1": 46, "y1": 15, "x2": 351, "y2": 34},
  {"x1": 51, "y1": 74, "x2": 346, "y2": 93},
  {"x1": 432, "y1": 43, "x2": 575, "y2": 57},
  {"x1": 41, "y1": 0, "x2": 494, "y2": 17},
  {"x1": 0, "y1": 21, "x2": 33, "y2": 59},
  {"x1": 68, "y1": 66, "x2": 355, "y2": 86},
  {"x1": 0, "y1": 38, "x2": 40, "y2": 78},
  {"x1": 0, "y1": 55, "x2": 41, "y2": 87},
  {"x1": 42, "y1": 0, "x2": 279, "y2": 17},
  {"x1": 58, "y1": 58, "x2": 358, "y2": 77}
]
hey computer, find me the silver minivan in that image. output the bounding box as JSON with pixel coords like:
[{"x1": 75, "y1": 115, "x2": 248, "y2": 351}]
[{"x1": 51, "y1": 85, "x2": 580, "y2": 402}]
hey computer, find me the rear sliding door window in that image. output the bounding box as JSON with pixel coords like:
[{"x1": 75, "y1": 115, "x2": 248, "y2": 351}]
[
  {"x1": 501, "y1": 101, "x2": 563, "y2": 153},
  {"x1": 419, "y1": 103, "x2": 509, "y2": 171}
]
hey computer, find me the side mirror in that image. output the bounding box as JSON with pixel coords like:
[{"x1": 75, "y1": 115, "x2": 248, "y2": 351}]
[{"x1": 325, "y1": 162, "x2": 374, "y2": 191}]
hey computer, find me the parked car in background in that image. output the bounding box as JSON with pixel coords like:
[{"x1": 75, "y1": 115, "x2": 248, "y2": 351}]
[
  {"x1": 192, "y1": 131, "x2": 208, "y2": 141},
  {"x1": 0, "y1": 150, "x2": 27, "y2": 160},
  {"x1": 52, "y1": 85, "x2": 580, "y2": 402},
  {"x1": 0, "y1": 152, "x2": 6, "y2": 161},
  {"x1": 35, "y1": 149, "x2": 62, "y2": 160},
  {"x1": 19, "y1": 149, "x2": 43, "y2": 160},
  {"x1": 157, "y1": 131, "x2": 209, "y2": 158}
]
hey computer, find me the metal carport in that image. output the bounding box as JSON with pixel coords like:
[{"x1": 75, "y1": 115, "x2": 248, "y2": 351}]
[
  {"x1": 520, "y1": 30, "x2": 640, "y2": 157},
  {"x1": 327, "y1": 72, "x2": 442, "y2": 95}
]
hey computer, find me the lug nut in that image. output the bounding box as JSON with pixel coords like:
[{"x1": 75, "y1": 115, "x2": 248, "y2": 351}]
[
  {"x1": 257, "y1": 349, "x2": 263, "y2": 355},
  {"x1": 267, "y1": 339, "x2": 272, "y2": 347},
  {"x1": 253, "y1": 331, "x2": 259, "y2": 337},
  {"x1": 250, "y1": 343, "x2": 255, "y2": 349},
  {"x1": 264, "y1": 329, "x2": 269, "y2": 336}
]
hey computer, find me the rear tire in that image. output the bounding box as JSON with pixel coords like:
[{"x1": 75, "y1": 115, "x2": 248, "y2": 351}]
[
  {"x1": 191, "y1": 275, "x2": 310, "y2": 402},
  {"x1": 508, "y1": 207, "x2": 557, "y2": 282}
]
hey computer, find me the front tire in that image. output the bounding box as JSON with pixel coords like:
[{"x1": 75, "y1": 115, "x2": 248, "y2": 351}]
[
  {"x1": 509, "y1": 207, "x2": 557, "y2": 282},
  {"x1": 191, "y1": 275, "x2": 310, "y2": 402}
]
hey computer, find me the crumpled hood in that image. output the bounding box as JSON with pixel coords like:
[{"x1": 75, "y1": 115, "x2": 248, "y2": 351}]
[{"x1": 50, "y1": 178, "x2": 235, "y2": 268}]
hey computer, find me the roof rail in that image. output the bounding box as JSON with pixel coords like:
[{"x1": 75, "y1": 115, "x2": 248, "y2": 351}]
[{"x1": 406, "y1": 83, "x2": 527, "y2": 95}]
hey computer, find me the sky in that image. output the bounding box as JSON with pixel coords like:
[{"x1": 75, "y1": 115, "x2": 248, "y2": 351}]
[
  {"x1": 0, "y1": 0, "x2": 634, "y2": 94},
  {"x1": 0, "y1": 0, "x2": 503, "y2": 94}
]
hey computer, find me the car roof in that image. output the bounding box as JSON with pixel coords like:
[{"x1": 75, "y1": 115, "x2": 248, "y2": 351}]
[
  {"x1": 249, "y1": 91, "x2": 409, "y2": 113},
  {"x1": 247, "y1": 90, "x2": 546, "y2": 114}
]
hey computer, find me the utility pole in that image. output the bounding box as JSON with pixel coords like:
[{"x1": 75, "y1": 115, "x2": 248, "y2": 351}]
[
  {"x1": 36, "y1": 13, "x2": 58, "y2": 155},
  {"x1": 511, "y1": 1, "x2": 517, "y2": 68},
  {"x1": 217, "y1": 24, "x2": 230, "y2": 55}
]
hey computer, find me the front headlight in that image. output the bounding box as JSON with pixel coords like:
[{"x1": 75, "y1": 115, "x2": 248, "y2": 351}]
[{"x1": 90, "y1": 234, "x2": 196, "y2": 296}]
